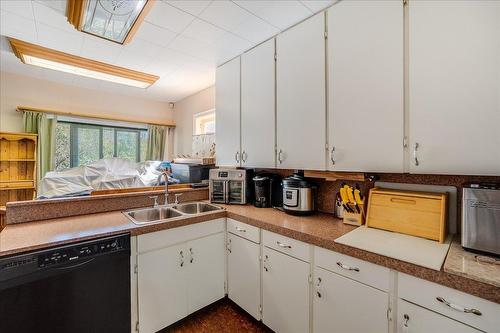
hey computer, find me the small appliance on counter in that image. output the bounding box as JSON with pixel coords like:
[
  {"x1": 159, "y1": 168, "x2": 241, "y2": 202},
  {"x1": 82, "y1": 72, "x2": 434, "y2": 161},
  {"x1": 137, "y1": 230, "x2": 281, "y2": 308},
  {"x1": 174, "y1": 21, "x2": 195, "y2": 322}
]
[
  {"x1": 171, "y1": 163, "x2": 214, "y2": 184},
  {"x1": 209, "y1": 168, "x2": 253, "y2": 204},
  {"x1": 253, "y1": 173, "x2": 283, "y2": 208},
  {"x1": 282, "y1": 171, "x2": 317, "y2": 215},
  {"x1": 462, "y1": 183, "x2": 500, "y2": 256}
]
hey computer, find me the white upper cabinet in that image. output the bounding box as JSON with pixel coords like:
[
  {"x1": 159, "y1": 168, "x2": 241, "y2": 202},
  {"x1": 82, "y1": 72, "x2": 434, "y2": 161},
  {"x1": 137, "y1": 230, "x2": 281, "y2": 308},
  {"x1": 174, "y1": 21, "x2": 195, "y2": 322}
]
[
  {"x1": 327, "y1": 0, "x2": 404, "y2": 172},
  {"x1": 216, "y1": 57, "x2": 241, "y2": 167},
  {"x1": 276, "y1": 13, "x2": 326, "y2": 170},
  {"x1": 409, "y1": 1, "x2": 500, "y2": 175},
  {"x1": 241, "y1": 39, "x2": 276, "y2": 168}
]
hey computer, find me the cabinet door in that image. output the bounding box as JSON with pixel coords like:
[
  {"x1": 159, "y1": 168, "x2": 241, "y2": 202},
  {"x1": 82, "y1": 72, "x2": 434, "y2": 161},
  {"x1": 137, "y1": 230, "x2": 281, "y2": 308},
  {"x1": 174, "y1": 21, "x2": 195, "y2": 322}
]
[
  {"x1": 313, "y1": 267, "x2": 388, "y2": 333},
  {"x1": 186, "y1": 232, "x2": 225, "y2": 314},
  {"x1": 409, "y1": 1, "x2": 500, "y2": 175},
  {"x1": 241, "y1": 38, "x2": 275, "y2": 168},
  {"x1": 397, "y1": 299, "x2": 481, "y2": 333},
  {"x1": 138, "y1": 243, "x2": 187, "y2": 333},
  {"x1": 262, "y1": 247, "x2": 310, "y2": 333},
  {"x1": 276, "y1": 13, "x2": 326, "y2": 170},
  {"x1": 216, "y1": 57, "x2": 241, "y2": 167},
  {"x1": 227, "y1": 233, "x2": 261, "y2": 320},
  {"x1": 328, "y1": 0, "x2": 404, "y2": 172}
]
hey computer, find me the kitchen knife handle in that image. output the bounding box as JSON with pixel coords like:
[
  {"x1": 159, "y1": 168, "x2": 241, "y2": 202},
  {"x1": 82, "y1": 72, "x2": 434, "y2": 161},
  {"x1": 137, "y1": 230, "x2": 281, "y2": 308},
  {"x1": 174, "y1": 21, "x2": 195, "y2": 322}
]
[
  {"x1": 330, "y1": 146, "x2": 335, "y2": 165},
  {"x1": 413, "y1": 142, "x2": 419, "y2": 166}
]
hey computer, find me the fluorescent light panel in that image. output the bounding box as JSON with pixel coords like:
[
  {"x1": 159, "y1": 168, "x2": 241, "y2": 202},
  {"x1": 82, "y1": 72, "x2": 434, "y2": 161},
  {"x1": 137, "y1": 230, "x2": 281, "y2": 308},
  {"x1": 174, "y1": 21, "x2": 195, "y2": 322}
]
[
  {"x1": 23, "y1": 55, "x2": 150, "y2": 88},
  {"x1": 9, "y1": 38, "x2": 159, "y2": 89}
]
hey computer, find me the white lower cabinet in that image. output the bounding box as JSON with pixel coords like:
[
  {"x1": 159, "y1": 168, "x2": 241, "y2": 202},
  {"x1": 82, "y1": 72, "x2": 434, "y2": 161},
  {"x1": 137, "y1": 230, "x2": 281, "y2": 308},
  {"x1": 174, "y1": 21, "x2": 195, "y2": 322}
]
[
  {"x1": 186, "y1": 233, "x2": 225, "y2": 314},
  {"x1": 262, "y1": 246, "x2": 310, "y2": 333},
  {"x1": 138, "y1": 243, "x2": 188, "y2": 333},
  {"x1": 136, "y1": 222, "x2": 225, "y2": 333},
  {"x1": 397, "y1": 300, "x2": 481, "y2": 333},
  {"x1": 227, "y1": 232, "x2": 261, "y2": 320},
  {"x1": 313, "y1": 266, "x2": 389, "y2": 333}
]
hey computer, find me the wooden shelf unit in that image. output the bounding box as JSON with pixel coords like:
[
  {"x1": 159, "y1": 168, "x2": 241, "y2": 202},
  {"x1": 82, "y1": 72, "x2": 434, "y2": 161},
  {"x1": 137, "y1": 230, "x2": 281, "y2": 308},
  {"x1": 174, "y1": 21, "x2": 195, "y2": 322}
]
[{"x1": 0, "y1": 132, "x2": 38, "y2": 230}]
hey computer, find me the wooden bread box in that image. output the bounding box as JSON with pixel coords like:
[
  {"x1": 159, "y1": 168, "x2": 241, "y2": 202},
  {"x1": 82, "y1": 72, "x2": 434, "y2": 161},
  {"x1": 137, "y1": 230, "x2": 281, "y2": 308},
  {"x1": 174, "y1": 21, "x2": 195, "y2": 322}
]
[{"x1": 366, "y1": 188, "x2": 448, "y2": 243}]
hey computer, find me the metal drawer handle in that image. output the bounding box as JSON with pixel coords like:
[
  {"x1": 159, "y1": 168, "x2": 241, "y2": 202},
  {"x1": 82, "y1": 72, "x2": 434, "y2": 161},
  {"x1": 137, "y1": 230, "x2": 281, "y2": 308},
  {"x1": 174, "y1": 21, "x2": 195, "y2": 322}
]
[
  {"x1": 227, "y1": 239, "x2": 232, "y2": 254},
  {"x1": 436, "y1": 297, "x2": 482, "y2": 316},
  {"x1": 413, "y1": 142, "x2": 419, "y2": 166},
  {"x1": 316, "y1": 277, "x2": 322, "y2": 298},
  {"x1": 336, "y1": 261, "x2": 360, "y2": 272},
  {"x1": 277, "y1": 149, "x2": 283, "y2": 164},
  {"x1": 179, "y1": 250, "x2": 184, "y2": 267},
  {"x1": 235, "y1": 226, "x2": 246, "y2": 232},
  {"x1": 235, "y1": 151, "x2": 240, "y2": 163},
  {"x1": 402, "y1": 314, "x2": 410, "y2": 333},
  {"x1": 189, "y1": 247, "x2": 194, "y2": 263},
  {"x1": 330, "y1": 146, "x2": 335, "y2": 165},
  {"x1": 276, "y1": 241, "x2": 291, "y2": 249}
]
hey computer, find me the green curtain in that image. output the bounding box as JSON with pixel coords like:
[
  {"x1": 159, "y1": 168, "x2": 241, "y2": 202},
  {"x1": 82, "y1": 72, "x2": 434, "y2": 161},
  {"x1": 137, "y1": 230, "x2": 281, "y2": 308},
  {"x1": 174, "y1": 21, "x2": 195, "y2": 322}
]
[
  {"x1": 146, "y1": 124, "x2": 167, "y2": 161},
  {"x1": 23, "y1": 111, "x2": 57, "y2": 180}
]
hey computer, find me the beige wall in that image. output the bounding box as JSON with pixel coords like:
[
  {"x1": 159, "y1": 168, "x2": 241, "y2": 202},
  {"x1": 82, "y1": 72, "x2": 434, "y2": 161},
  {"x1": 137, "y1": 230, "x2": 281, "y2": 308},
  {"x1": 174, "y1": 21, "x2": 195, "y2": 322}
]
[
  {"x1": 173, "y1": 85, "x2": 215, "y2": 156},
  {"x1": 0, "y1": 71, "x2": 174, "y2": 133}
]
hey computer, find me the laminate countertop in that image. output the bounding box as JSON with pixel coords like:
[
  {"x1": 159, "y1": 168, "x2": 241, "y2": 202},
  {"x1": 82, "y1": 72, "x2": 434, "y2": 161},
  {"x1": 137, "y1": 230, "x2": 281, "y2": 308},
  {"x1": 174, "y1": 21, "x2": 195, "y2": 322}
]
[{"x1": 0, "y1": 204, "x2": 498, "y2": 304}]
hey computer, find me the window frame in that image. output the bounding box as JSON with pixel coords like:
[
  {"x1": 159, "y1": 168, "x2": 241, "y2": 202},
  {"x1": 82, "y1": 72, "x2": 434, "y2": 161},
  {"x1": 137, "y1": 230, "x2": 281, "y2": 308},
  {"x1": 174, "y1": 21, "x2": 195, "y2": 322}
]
[
  {"x1": 58, "y1": 120, "x2": 147, "y2": 168},
  {"x1": 193, "y1": 109, "x2": 216, "y2": 136}
]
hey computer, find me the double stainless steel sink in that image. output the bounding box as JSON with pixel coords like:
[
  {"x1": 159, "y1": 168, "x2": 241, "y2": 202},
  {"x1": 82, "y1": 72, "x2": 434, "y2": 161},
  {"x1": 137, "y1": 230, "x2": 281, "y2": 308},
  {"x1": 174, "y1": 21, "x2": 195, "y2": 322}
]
[{"x1": 124, "y1": 202, "x2": 224, "y2": 225}]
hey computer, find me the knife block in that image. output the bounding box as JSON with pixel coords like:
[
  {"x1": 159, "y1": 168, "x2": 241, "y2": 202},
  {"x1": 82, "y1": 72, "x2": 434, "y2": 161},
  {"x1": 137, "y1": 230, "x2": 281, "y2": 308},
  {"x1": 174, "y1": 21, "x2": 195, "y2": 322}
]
[{"x1": 343, "y1": 204, "x2": 364, "y2": 226}]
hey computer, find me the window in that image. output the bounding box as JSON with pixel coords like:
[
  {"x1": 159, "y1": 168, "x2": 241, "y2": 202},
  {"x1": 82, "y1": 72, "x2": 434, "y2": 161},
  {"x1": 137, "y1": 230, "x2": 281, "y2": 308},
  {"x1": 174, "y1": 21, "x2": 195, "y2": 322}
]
[
  {"x1": 55, "y1": 121, "x2": 148, "y2": 171},
  {"x1": 193, "y1": 110, "x2": 215, "y2": 135}
]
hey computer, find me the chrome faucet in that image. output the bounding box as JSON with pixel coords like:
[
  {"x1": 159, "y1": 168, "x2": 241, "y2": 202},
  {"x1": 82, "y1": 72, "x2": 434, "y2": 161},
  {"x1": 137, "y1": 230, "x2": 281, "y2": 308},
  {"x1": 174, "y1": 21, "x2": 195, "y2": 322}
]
[{"x1": 157, "y1": 171, "x2": 169, "y2": 205}]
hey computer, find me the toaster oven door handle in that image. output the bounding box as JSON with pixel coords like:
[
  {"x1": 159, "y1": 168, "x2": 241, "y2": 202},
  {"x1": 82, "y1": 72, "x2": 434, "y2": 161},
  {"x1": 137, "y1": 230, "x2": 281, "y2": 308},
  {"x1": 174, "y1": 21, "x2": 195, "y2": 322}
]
[
  {"x1": 276, "y1": 241, "x2": 292, "y2": 249},
  {"x1": 436, "y1": 297, "x2": 482, "y2": 316}
]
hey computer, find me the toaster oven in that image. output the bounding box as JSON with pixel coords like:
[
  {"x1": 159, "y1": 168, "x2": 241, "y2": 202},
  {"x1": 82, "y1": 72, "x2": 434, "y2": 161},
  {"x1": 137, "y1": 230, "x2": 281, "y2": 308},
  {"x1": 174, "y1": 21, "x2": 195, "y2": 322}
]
[
  {"x1": 462, "y1": 184, "x2": 500, "y2": 256},
  {"x1": 209, "y1": 168, "x2": 252, "y2": 205}
]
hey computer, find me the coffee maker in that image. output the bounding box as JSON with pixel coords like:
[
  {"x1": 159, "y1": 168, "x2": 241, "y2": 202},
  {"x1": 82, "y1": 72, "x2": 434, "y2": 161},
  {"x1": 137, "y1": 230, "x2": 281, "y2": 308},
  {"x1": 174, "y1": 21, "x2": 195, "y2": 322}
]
[{"x1": 252, "y1": 173, "x2": 282, "y2": 208}]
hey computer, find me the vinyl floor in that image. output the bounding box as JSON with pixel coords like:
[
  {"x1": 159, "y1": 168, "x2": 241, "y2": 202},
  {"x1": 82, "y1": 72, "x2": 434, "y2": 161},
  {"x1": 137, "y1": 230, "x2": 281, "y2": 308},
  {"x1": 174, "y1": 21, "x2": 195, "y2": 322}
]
[{"x1": 163, "y1": 298, "x2": 273, "y2": 333}]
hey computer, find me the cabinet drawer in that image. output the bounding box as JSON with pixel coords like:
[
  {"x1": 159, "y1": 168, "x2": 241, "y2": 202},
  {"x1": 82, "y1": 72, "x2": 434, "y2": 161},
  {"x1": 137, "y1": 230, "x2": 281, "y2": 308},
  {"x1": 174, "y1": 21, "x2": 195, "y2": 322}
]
[
  {"x1": 227, "y1": 219, "x2": 260, "y2": 243},
  {"x1": 263, "y1": 230, "x2": 310, "y2": 262},
  {"x1": 315, "y1": 246, "x2": 390, "y2": 292},
  {"x1": 398, "y1": 273, "x2": 500, "y2": 332},
  {"x1": 138, "y1": 219, "x2": 225, "y2": 253}
]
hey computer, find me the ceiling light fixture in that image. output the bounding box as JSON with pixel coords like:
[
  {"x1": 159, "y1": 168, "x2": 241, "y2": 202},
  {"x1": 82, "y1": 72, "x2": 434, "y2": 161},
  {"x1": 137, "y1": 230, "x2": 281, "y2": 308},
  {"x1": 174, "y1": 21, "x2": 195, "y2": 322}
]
[
  {"x1": 67, "y1": 0, "x2": 154, "y2": 44},
  {"x1": 9, "y1": 38, "x2": 159, "y2": 88}
]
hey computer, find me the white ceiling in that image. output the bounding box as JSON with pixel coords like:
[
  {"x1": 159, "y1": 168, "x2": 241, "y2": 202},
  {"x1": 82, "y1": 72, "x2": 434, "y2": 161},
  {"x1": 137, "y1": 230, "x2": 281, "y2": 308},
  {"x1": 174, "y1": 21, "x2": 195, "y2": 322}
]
[{"x1": 0, "y1": 0, "x2": 335, "y2": 102}]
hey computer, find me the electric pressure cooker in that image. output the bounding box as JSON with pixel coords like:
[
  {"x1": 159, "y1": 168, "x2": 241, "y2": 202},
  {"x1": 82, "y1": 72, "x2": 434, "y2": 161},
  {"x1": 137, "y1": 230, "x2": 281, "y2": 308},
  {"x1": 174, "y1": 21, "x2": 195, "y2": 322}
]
[{"x1": 282, "y1": 171, "x2": 317, "y2": 215}]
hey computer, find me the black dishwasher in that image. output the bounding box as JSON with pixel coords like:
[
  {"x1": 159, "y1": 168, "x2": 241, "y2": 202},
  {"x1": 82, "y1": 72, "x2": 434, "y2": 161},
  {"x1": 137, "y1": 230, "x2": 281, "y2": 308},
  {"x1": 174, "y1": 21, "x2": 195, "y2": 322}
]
[{"x1": 0, "y1": 234, "x2": 131, "y2": 333}]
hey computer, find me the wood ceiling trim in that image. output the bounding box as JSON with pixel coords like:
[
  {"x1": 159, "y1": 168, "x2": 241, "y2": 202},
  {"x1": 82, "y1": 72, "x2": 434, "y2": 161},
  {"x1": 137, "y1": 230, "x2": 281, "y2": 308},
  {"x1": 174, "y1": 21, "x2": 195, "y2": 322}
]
[
  {"x1": 66, "y1": 0, "x2": 87, "y2": 30},
  {"x1": 8, "y1": 38, "x2": 159, "y2": 85}
]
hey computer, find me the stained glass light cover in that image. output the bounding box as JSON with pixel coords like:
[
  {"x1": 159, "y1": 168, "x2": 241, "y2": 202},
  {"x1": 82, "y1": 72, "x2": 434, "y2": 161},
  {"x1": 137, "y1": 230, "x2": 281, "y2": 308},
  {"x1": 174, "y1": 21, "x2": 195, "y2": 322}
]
[{"x1": 82, "y1": 0, "x2": 147, "y2": 44}]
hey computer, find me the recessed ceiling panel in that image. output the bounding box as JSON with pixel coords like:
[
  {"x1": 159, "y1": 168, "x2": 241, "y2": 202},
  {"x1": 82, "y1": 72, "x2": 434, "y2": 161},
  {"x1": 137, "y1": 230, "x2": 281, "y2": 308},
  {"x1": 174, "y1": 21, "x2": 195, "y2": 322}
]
[{"x1": 82, "y1": 0, "x2": 148, "y2": 44}]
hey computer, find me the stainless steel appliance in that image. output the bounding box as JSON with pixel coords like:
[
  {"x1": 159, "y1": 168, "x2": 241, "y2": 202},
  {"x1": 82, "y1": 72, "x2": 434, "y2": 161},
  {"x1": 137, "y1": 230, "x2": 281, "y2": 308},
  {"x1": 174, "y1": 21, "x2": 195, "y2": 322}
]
[
  {"x1": 462, "y1": 183, "x2": 500, "y2": 256},
  {"x1": 209, "y1": 168, "x2": 252, "y2": 204},
  {"x1": 282, "y1": 171, "x2": 317, "y2": 215},
  {"x1": 253, "y1": 173, "x2": 283, "y2": 208},
  {"x1": 0, "y1": 234, "x2": 130, "y2": 333}
]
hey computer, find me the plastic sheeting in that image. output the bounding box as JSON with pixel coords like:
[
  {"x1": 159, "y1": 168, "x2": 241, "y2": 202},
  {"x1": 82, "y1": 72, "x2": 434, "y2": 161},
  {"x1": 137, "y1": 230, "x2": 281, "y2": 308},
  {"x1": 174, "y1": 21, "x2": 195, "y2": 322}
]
[{"x1": 38, "y1": 158, "x2": 177, "y2": 199}]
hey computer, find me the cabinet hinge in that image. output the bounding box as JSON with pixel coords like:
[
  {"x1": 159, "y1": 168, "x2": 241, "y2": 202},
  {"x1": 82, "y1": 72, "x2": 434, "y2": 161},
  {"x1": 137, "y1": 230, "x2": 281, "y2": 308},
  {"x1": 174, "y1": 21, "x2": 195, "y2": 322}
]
[
  {"x1": 403, "y1": 136, "x2": 408, "y2": 148},
  {"x1": 134, "y1": 264, "x2": 138, "y2": 274},
  {"x1": 135, "y1": 321, "x2": 140, "y2": 332},
  {"x1": 308, "y1": 274, "x2": 313, "y2": 284},
  {"x1": 274, "y1": 53, "x2": 277, "y2": 61},
  {"x1": 324, "y1": 30, "x2": 328, "y2": 39}
]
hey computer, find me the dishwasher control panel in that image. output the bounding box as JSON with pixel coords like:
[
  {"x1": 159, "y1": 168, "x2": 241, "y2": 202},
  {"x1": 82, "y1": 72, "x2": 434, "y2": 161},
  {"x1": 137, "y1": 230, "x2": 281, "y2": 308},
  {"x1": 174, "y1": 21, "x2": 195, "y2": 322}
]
[{"x1": 0, "y1": 234, "x2": 130, "y2": 282}]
